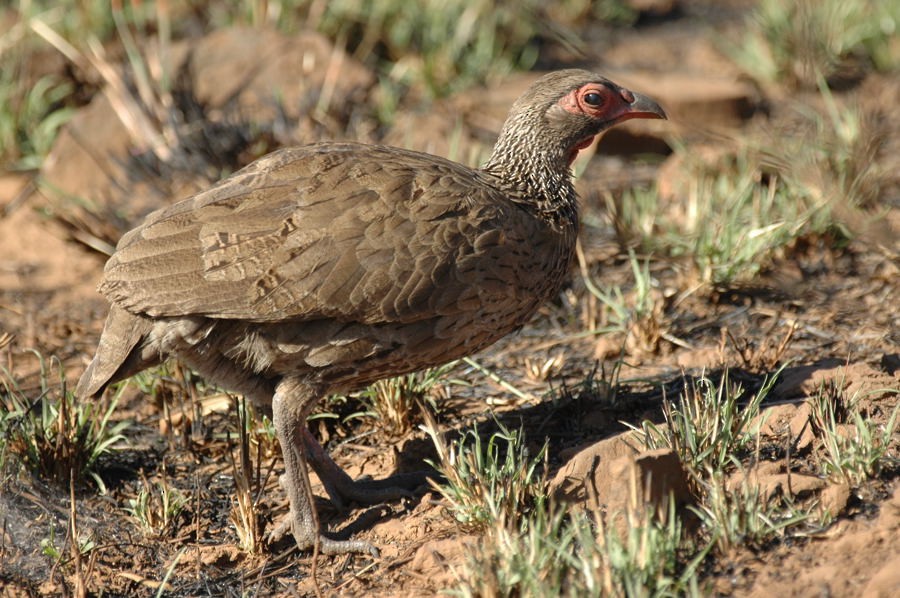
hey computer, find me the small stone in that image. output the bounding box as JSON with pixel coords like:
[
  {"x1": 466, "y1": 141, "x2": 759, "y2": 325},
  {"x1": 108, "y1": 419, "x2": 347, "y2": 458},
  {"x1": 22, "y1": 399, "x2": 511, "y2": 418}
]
[
  {"x1": 410, "y1": 536, "x2": 477, "y2": 575},
  {"x1": 789, "y1": 402, "x2": 816, "y2": 453},
  {"x1": 819, "y1": 483, "x2": 851, "y2": 518},
  {"x1": 881, "y1": 353, "x2": 900, "y2": 376}
]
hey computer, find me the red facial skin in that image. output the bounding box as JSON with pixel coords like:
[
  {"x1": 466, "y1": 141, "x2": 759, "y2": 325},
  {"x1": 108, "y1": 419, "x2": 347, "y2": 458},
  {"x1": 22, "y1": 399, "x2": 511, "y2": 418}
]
[{"x1": 559, "y1": 82, "x2": 666, "y2": 165}]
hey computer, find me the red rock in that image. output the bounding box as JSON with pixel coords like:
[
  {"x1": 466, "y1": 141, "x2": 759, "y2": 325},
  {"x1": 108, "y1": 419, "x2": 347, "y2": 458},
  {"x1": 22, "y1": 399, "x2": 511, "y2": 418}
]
[
  {"x1": 550, "y1": 433, "x2": 693, "y2": 519},
  {"x1": 728, "y1": 462, "x2": 825, "y2": 502},
  {"x1": 819, "y1": 482, "x2": 851, "y2": 519}
]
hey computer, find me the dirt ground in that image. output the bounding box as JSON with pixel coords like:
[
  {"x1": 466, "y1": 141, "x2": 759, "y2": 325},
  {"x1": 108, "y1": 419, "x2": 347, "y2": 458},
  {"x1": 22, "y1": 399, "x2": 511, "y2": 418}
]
[{"x1": 1, "y1": 2, "x2": 898, "y2": 596}]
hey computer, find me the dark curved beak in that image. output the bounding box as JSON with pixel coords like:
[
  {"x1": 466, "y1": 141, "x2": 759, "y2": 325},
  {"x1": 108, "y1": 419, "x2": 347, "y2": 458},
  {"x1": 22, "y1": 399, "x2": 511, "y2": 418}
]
[
  {"x1": 627, "y1": 91, "x2": 667, "y2": 120},
  {"x1": 601, "y1": 86, "x2": 667, "y2": 128}
]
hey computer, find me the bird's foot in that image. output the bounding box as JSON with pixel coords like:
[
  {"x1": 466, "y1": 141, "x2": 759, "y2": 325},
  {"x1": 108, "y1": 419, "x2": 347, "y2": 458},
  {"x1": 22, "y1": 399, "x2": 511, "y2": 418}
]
[
  {"x1": 321, "y1": 471, "x2": 432, "y2": 508},
  {"x1": 301, "y1": 427, "x2": 432, "y2": 509},
  {"x1": 266, "y1": 510, "x2": 379, "y2": 557},
  {"x1": 279, "y1": 468, "x2": 432, "y2": 510}
]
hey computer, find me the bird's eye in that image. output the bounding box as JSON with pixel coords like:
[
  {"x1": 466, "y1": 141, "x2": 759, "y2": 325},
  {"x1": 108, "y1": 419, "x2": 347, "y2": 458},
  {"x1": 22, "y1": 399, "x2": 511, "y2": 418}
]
[{"x1": 583, "y1": 92, "x2": 603, "y2": 106}]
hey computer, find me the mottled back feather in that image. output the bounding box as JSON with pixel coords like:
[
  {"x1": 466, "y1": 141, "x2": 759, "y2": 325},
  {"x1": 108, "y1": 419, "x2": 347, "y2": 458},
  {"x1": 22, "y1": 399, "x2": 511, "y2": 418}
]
[{"x1": 99, "y1": 143, "x2": 567, "y2": 326}]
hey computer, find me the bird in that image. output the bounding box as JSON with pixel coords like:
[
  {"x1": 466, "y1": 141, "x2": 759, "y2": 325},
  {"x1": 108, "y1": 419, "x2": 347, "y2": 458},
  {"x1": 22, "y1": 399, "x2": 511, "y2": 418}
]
[{"x1": 76, "y1": 69, "x2": 666, "y2": 556}]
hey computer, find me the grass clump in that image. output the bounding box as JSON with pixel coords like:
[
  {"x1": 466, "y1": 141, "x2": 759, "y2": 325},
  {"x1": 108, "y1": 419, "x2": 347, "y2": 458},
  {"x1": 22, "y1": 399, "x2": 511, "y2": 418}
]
[
  {"x1": 295, "y1": 0, "x2": 543, "y2": 99},
  {"x1": 580, "y1": 247, "x2": 680, "y2": 356},
  {"x1": 634, "y1": 370, "x2": 775, "y2": 476},
  {"x1": 629, "y1": 368, "x2": 816, "y2": 560},
  {"x1": 612, "y1": 93, "x2": 887, "y2": 288},
  {"x1": 1, "y1": 0, "x2": 160, "y2": 168},
  {"x1": 424, "y1": 419, "x2": 548, "y2": 531},
  {"x1": 454, "y1": 504, "x2": 695, "y2": 597},
  {"x1": 361, "y1": 362, "x2": 457, "y2": 437},
  {"x1": 608, "y1": 157, "x2": 794, "y2": 288},
  {"x1": 10, "y1": 0, "x2": 127, "y2": 44},
  {"x1": 810, "y1": 382, "x2": 900, "y2": 487},
  {"x1": 125, "y1": 478, "x2": 187, "y2": 538},
  {"x1": 626, "y1": 166, "x2": 804, "y2": 287},
  {"x1": 0, "y1": 354, "x2": 130, "y2": 493},
  {"x1": 426, "y1": 417, "x2": 698, "y2": 596},
  {"x1": 783, "y1": 80, "x2": 888, "y2": 215},
  {"x1": 690, "y1": 468, "x2": 810, "y2": 554},
  {"x1": 588, "y1": 502, "x2": 699, "y2": 598},
  {"x1": 729, "y1": 0, "x2": 900, "y2": 88},
  {"x1": 228, "y1": 396, "x2": 266, "y2": 554},
  {"x1": 0, "y1": 70, "x2": 76, "y2": 170}
]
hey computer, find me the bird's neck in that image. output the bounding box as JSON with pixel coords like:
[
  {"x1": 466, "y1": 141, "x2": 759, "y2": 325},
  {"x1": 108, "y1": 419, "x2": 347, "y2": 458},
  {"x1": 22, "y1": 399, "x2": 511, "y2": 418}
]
[{"x1": 481, "y1": 130, "x2": 579, "y2": 227}]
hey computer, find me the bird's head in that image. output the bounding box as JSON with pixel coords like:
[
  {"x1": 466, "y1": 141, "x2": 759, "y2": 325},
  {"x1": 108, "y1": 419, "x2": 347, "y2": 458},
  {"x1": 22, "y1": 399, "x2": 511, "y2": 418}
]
[{"x1": 486, "y1": 69, "x2": 667, "y2": 178}]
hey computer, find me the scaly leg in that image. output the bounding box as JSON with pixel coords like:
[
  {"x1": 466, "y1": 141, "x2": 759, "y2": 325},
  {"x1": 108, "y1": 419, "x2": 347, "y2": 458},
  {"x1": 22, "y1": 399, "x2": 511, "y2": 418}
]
[{"x1": 266, "y1": 377, "x2": 377, "y2": 556}]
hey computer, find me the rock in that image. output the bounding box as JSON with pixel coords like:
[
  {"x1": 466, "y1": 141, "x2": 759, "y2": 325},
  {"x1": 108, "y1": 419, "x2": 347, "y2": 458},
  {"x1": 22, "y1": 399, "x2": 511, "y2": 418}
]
[
  {"x1": 607, "y1": 448, "x2": 694, "y2": 517},
  {"x1": 880, "y1": 353, "x2": 900, "y2": 376},
  {"x1": 750, "y1": 402, "x2": 816, "y2": 452},
  {"x1": 550, "y1": 434, "x2": 692, "y2": 519},
  {"x1": 773, "y1": 360, "x2": 845, "y2": 398},
  {"x1": 781, "y1": 473, "x2": 827, "y2": 499},
  {"x1": 175, "y1": 27, "x2": 374, "y2": 126},
  {"x1": 410, "y1": 536, "x2": 477, "y2": 575},
  {"x1": 819, "y1": 482, "x2": 851, "y2": 519},
  {"x1": 789, "y1": 402, "x2": 816, "y2": 453},
  {"x1": 755, "y1": 402, "x2": 799, "y2": 438},
  {"x1": 550, "y1": 432, "x2": 644, "y2": 506},
  {"x1": 39, "y1": 90, "x2": 166, "y2": 243},
  {"x1": 774, "y1": 361, "x2": 897, "y2": 403},
  {"x1": 728, "y1": 462, "x2": 825, "y2": 502}
]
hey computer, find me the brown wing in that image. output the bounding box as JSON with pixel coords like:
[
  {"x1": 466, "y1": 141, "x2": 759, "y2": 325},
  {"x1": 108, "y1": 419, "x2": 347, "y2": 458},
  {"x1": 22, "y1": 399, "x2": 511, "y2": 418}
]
[{"x1": 99, "y1": 142, "x2": 529, "y2": 325}]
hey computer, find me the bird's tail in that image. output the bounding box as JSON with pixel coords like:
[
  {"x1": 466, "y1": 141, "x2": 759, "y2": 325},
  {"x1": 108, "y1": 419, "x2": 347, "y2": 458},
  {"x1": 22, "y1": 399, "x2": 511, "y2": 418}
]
[{"x1": 76, "y1": 304, "x2": 157, "y2": 399}]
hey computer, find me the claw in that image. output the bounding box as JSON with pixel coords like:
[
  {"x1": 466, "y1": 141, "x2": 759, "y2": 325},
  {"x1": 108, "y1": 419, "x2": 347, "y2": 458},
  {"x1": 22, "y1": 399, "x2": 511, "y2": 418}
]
[{"x1": 266, "y1": 512, "x2": 379, "y2": 557}]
